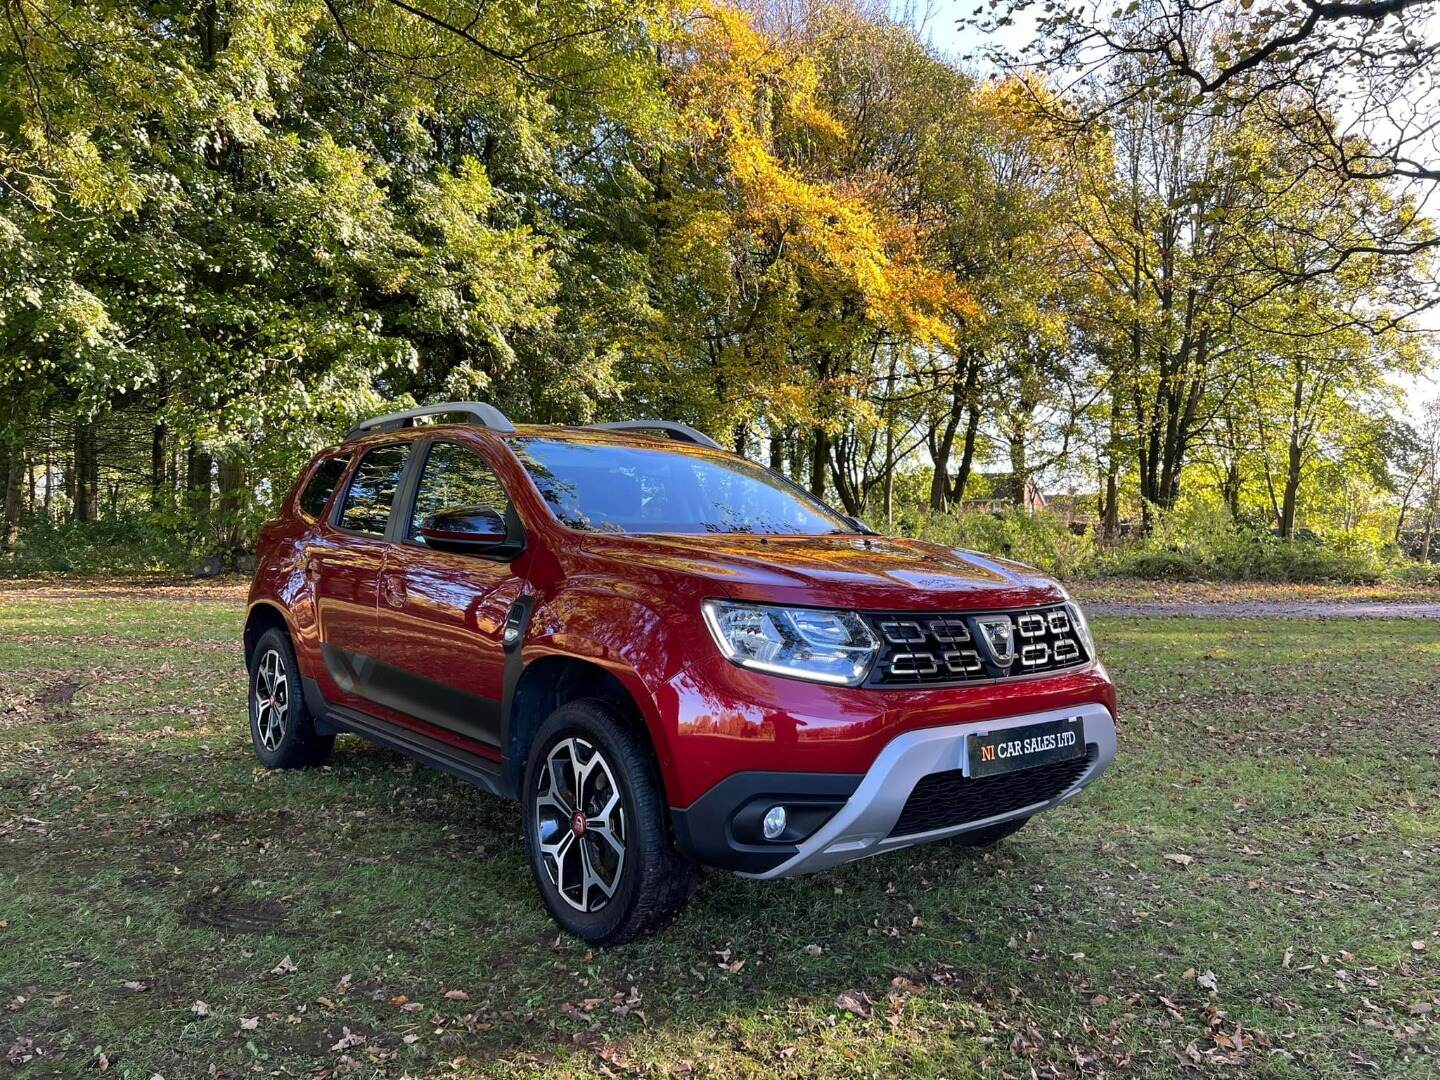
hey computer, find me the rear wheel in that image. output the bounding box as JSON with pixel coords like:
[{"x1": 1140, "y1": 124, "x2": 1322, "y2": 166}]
[
  {"x1": 523, "y1": 699, "x2": 695, "y2": 946},
  {"x1": 248, "y1": 627, "x2": 334, "y2": 769},
  {"x1": 946, "y1": 816, "x2": 1028, "y2": 848}
]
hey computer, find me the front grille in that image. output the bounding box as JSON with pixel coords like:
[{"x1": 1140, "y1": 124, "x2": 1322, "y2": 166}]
[
  {"x1": 862, "y1": 605, "x2": 1088, "y2": 687},
  {"x1": 888, "y1": 749, "x2": 1095, "y2": 838}
]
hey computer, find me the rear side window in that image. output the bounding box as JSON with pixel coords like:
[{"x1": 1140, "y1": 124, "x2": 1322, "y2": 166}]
[
  {"x1": 337, "y1": 444, "x2": 409, "y2": 535},
  {"x1": 297, "y1": 456, "x2": 349, "y2": 520}
]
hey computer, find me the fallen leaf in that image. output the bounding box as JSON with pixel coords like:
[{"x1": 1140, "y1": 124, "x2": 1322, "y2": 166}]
[
  {"x1": 239, "y1": 1017, "x2": 258, "y2": 1031},
  {"x1": 330, "y1": 1026, "x2": 365, "y2": 1052},
  {"x1": 1410, "y1": 1002, "x2": 1433, "y2": 1016},
  {"x1": 804, "y1": 944, "x2": 822, "y2": 956},
  {"x1": 269, "y1": 955, "x2": 296, "y2": 975},
  {"x1": 1163, "y1": 853, "x2": 1194, "y2": 867},
  {"x1": 561, "y1": 1001, "x2": 591, "y2": 1023},
  {"x1": 122, "y1": 981, "x2": 148, "y2": 993},
  {"x1": 443, "y1": 989, "x2": 469, "y2": 1001},
  {"x1": 1412, "y1": 940, "x2": 1428, "y2": 952},
  {"x1": 1197, "y1": 970, "x2": 1218, "y2": 993},
  {"x1": 835, "y1": 989, "x2": 873, "y2": 1018},
  {"x1": 190, "y1": 1001, "x2": 210, "y2": 1017}
]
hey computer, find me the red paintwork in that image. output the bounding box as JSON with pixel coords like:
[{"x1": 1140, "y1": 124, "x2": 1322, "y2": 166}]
[{"x1": 248, "y1": 424, "x2": 1117, "y2": 809}]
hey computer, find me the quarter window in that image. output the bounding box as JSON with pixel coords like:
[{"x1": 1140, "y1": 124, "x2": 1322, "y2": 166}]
[
  {"x1": 409, "y1": 442, "x2": 511, "y2": 542},
  {"x1": 297, "y1": 455, "x2": 349, "y2": 520},
  {"x1": 337, "y1": 444, "x2": 409, "y2": 535}
]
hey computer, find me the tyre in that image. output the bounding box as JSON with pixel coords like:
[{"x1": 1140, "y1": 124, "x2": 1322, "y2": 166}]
[
  {"x1": 947, "y1": 816, "x2": 1028, "y2": 848},
  {"x1": 522, "y1": 699, "x2": 695, "y2": 946},
  {"x1": 248, "y1": 627, "x2": 334, "y2": 769}
]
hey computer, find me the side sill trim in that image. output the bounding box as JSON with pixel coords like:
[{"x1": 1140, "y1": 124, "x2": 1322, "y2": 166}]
[{"x1": 313, "y1": 689, "x2": 507, "y2": 798}]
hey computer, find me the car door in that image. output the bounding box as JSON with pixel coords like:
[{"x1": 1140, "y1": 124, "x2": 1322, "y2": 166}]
[
  {"x1": 370, "y1": 438, "x2": 528, "y2": 751},
  {"x1": 311, "y1": 441, "x2": 413, "y2": 711}
]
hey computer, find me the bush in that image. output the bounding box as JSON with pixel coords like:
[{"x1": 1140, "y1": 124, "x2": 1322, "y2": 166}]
[
  {"x1": 0, "y1": 514, "x2": 213, "y2": 577},
  {"x1": 904, "y1": 504, "x2": 1410, "y2": 584},
  {"x1": 905, "y1": 509, "x2": 1095, "y2": 578},
  {"x1": 1091, "y1": 511, "x2": 1389, "y2": 584}
]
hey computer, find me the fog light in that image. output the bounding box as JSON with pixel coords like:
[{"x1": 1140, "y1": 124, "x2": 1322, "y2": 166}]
[{"x1": 762, "y1": 805, "x2": 787, "y2": 840}]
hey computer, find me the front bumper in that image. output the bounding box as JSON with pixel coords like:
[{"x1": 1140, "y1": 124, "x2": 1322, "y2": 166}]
[{"x1": 670, "y1": 703, "x2": 1117, "y2": 878}]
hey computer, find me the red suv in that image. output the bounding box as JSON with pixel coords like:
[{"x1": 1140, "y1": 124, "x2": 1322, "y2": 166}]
[{"x1": 245, "y1": 403, "x2": 1116, "y2": 944}]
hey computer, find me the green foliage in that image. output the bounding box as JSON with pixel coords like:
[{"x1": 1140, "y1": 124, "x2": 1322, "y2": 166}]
[
  {"x1": 906, "y1": 509, "x2": 1095, "y2": 579},
  {"x1": 0, "y1": 514, "x2": 211, "y2": 576},
  {"x1": 1090, "y1": 509, "x2": 1393, "y2": 584},
  {"x1": 901, "y1": 503, "x2": 1418, "y2": 584},
  {"x1": 0, "y1": 0, "x2": 1435, "y2": 581}
]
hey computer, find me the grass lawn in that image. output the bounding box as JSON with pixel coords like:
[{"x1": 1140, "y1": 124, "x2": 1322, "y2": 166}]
[{"x1": 1, "y1": 590, "x2": 1437, "y2": 1078}]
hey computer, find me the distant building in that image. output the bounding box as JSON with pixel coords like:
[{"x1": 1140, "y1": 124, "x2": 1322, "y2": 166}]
[{"x1": 963, "y1": 472, "x2": 1049, "y2": 514}]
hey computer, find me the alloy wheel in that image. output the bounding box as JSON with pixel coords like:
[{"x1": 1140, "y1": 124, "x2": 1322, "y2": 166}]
[
  {"x1": 253, "y1": 648, "x2": 289, "y2": 753},
  {"x1": 533, "y1": 736, "x2": 627, "y2": 912}
]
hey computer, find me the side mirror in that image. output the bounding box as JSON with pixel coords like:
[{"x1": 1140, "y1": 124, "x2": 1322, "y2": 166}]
[{"x1": 419, "y1": 507, "x2": 510, "y2": 554}]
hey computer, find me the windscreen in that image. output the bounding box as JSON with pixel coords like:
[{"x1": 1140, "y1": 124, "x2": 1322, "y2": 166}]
[{"x1": 514, "y1": 438, "x2": 855, "y2": 536}]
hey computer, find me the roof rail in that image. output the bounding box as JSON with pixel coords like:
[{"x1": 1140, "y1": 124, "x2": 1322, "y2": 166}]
[
  {"x1": 345, "y1": 401, "x2": 515, "y2": 442},
  {"x1": 586, "y1": 420, "x2": 724, "y2": 451}
]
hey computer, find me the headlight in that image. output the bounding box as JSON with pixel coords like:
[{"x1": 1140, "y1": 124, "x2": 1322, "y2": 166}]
[
  {"x1": 701, "y1": 600, "x2": 879, "y2": 686},
  {"x1": 1066, "y1": 600, "x2": 1097, "y2": 660}
]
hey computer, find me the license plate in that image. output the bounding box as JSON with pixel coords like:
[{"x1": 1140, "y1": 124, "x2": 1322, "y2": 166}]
[{"x1": 967, "y1": 717, "x2": 1085, "y2": 778}]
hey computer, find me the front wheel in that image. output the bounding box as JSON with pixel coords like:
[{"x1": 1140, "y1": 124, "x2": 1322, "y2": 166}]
[{"x1": 522, "y1": 700, "x2": 695, "y2": 946}]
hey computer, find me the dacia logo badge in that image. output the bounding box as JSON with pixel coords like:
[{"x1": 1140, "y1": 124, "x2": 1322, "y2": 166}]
[{"x1": 975, "y1": 616, "x2": 1015, "y2": 666}]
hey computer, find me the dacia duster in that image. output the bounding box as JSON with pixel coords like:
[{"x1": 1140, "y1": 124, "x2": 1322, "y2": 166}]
[{"x1": 244, "y1": 402, "x2": 1116, "y2": 944}]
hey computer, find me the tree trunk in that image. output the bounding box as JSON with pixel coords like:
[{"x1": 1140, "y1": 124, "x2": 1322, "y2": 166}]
[
  {"x1": 1008, "y1": 408, "x2": 1031, "y2": 510},
  {"x1": 808, "y1": 427, "x2": 827, "y2": 500},
  {"x1": 1102, "y1": 379, "x2": 1122, "y2": 539},
  {"x1": 186, "y1": 445, "x2": 213, "y2": 516},
  {"x1": 3, "y1": 446, "x2": 24, "y2": 549},
  {"x1": 928, "y1": 400, "x2": 962, "y2": 511},
  {"x1": 43, "y1": 418, "x2": 53, "y2": 513},
  {"x1": 151, "y1": 421, "x2": 168, "y2": 512},
  {"x1": 768, "y1": 430, "x2": 783, "y2": 472},
  {"x1": 73, "y1": 420, "x2": 99, "y2": 523},
  {"x1": 1278, "y1": 437, "x2": 1303, "y2": 539},
  {"x1": 1223, "y1": 461, "x2": 1242, "y2": 521},
  {"x1": 951, "y1": 401, "x2": 982, "y2": 506},
  {"x1": 218, "y1": 457, "x2": 246, "y2": 554}
]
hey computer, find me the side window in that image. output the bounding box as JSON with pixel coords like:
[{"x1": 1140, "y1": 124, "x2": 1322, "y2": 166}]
[
  {"x1": 409, "y1": 442, "x2": 511, "y2": 542},
  {"x1": 297, "y1": 456, "x2": 350, "y2": 520},
  {"x1": 337, "y1": 444, "x2": 409, "y2": 535}
]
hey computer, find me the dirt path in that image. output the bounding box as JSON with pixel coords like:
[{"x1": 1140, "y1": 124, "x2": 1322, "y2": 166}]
[
  {"x1": 1, "y1": 576, "x2": 248, "y2": 603},
  {"x1": 1088, "y1": 600, "x2": 1440, "y2": 618}
]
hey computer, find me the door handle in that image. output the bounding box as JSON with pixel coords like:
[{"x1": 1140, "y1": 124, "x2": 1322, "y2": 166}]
[{"x1": 382, "y1": 574, "x2": 406, "y2": 609}]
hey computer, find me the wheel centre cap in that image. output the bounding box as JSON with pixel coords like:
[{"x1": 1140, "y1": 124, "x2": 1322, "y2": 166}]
[{"x1": 571, "y1": 811, "x2": 587, "y2": 837}]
